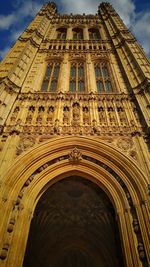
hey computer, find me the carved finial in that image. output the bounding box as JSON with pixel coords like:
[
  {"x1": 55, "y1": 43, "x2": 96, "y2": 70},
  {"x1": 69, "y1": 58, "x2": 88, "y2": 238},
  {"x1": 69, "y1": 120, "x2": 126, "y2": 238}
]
[{"x1": 69, "y1": 147, "x2": 82, "y2": 163}]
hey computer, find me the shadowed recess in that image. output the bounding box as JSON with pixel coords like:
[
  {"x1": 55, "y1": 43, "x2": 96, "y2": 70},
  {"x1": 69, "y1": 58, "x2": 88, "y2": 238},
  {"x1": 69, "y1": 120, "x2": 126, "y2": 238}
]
[{"x1": 23, "y1": 176, "x2": 124, "y2": 267}]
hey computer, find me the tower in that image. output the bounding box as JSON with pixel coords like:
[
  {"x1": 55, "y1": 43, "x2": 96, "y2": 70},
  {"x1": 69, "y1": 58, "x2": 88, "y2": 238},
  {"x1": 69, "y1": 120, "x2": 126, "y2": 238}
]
[{"x1": 0, "y1": 1, "x2": 150, "y2": 266}]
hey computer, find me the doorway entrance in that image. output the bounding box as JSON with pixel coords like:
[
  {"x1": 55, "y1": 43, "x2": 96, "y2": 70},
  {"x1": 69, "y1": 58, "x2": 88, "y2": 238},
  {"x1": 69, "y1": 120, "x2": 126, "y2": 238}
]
[{"x1": 23, "y1": 176, "x2": 124, "y2": 267}]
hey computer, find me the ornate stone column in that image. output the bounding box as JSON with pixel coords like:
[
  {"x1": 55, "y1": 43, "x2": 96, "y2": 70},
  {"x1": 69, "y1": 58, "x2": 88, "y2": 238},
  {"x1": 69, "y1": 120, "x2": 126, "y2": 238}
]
[
  {"x1": 86, "y1": 54, "x2": 97, "y2": 93},
  {"x1": 83, "y1": 26, "x2": 89, "y2": 40},
  {"x1": 66, "y1": 26, "x2": 73, "y2": 40},
  {"x1": 57, "y1": 54, "x2": 69, "y2": 92}
]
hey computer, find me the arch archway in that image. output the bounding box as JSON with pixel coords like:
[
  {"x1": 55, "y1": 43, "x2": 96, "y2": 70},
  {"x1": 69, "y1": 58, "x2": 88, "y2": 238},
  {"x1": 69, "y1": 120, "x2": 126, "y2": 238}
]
[
  {"x1": 23, "y1": 176, "x2": 124, "y2": 267},
  {"x1": 0, "y1": 136, "x2": 149, "y2": 267}
]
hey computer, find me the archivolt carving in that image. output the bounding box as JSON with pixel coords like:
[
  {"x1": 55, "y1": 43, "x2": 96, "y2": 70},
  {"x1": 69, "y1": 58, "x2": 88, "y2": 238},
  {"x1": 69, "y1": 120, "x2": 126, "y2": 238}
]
[
  {"x1": 129, "y1": 150, "x2": 137, "y2": 160},
  {"x1": 69, "y1": 147, "x2": 82, "y2": 163},
  {"x1": 16, "y1": 137, "x2": 35, "y2": 155},
  {"x1": 117, "y1": 137, "x2": 133, "y2": 151},
  {"x1": 0, "y1": 137, "x2": 149, "y2": 266}
]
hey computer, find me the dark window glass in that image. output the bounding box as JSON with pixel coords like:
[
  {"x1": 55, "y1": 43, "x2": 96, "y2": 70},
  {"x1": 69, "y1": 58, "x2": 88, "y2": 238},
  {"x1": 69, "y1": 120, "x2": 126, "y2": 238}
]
[
  {"x1": 45, "y1": 65, "x2": 52, "y2": 77},
  {"x1": 89, "y1": 29, "x2": 100, "y2": 40},
  {"x1": 41, "y1": 63, "x2": 60, "y2": 92},
  {"x1": 41, "y1": 80, "x2": 49, "y2": 92},
  {"x1": 62, "y1": 33, "x2": 66, "y2": 40},
  {"x1": 95, "y1": 66, "x2": 102, "y2": 77},
  {"x1": 102, "y1": 66, "x2": 109, "y2": 78},
  {"x1": 73, "y1": 33, "x2": 78, "y2": 40},
  {"x1": 95, "y1": 63, "x2": 113, "y2": 93},
  {"x1": 73, "y1": 29, "x2": 83, "y2": 40},
  {"x1": 97, "y1": 81, "x2": 104, "y2": 92},
  {"x1": 70, "y1": 81, "x2": 76, "y2": 92},
  {"x1": 105, "y1": 81, "x2": 112, "y2": 92},
  {"x1": 51, "y1": 80, "x2": 57, "y2": 91},
  {"x1": 78, "y1": 66, "x2": 84, "y2": 78},
  {"x1": 57, "y1": 33, "x2": 61, "y2": 39},
  {"x1": 78, "y1": 32, "x2": 83, "y2": 39},
  {"x1": 53, "y1": 65, "x2": 60, "y2": 78},
  {"x1": 70, "y1": 63, "x2": 85, "y2": 92},
  {"x1": 78, "y1": 81, "x2": 84, "y2": 92},
  {"x1": 89, "y1": 33, "x2": 93, "y2": 40},
  {"x1": 57, "y1": 28, "x2": 67, "y2": 40},
  {"x1": 73, "y1": 33, "x2": 77, "y2": 40},
  {"x1": 71, "y1": 66, "x2": 76, "y2": 77}
]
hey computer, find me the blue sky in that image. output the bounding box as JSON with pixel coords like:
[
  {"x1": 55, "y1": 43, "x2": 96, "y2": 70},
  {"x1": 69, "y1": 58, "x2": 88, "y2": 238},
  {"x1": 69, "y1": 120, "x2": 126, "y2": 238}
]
[{"x1": 0, "y1": 0, "x2": 150, "y2": 60}]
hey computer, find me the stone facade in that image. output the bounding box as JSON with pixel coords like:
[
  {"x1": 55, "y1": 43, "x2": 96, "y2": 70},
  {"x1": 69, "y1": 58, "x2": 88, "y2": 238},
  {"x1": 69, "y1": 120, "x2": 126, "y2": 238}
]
[{"x1": 0, "y1": 2, "x2": 150, "y2": 267}]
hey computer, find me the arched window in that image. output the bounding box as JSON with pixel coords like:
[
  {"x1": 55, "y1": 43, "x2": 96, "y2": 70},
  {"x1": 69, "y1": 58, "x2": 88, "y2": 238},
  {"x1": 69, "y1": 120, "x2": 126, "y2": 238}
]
[
  {"x1": 69, "y1": 62, "x2": 85, "y2": 92},
  {"x1": 56, "y1": 28, "x2": 67, "y2": 40},
  {"x1": 88, "y1": 28, "x2": 101, "y2": 40},
  {"x1": 41, "y1": 62, "x2": 60, "y2": 92},
  {"x1": 72, "y1": 28, "x2": 83, "y2": 40},
  {"x1": 94, "y1": 63, "x2": 113, "y2": 93}
]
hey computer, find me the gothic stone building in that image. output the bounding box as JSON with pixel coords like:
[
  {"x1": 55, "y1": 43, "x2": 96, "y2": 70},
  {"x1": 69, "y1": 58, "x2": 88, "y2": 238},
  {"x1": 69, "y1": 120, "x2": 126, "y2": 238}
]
[{"x1": 0, "y1": 2, "x2": 150, "y2": 267}]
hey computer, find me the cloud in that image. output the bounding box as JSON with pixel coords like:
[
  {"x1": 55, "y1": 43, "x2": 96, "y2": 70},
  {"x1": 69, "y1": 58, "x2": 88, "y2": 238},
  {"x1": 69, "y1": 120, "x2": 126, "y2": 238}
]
[
  {"x1": 0, "y1": 0, "x2": 149, "y2": 59},
  {"x1": 0, "y1": 0, "x2": 135, "y2": 32},
  {"x1": 0, "y1": 47, "x2": 10, "y2": 59},
  {"x1": 60, "y1": 0, "x2": 99, "y2": 14},
  {"x1": 133, "y1": 11, "x2": 150, "y2": 55},
  {"x1": 16, "y1": 1, "x2": 42, "y2": 18},
  {"x1": 10, "y1": 29, "x2": 24, "y2": 42},
  {"x1": 60, "y1": 0, "x2": 135, "y2": 25},
  {"x1": 0, "y1": 0, "x2": 42, "y2": 30},
  {"x1": 0, "y1": 14, "x2": 16, "y2": 29},
  {"x1": 0, "y1": 1, "x2": 42, "y2": 60},
  {"x1": 110, "y1": 0, "x2": 135, "y2": 26},
  {"x1": 60, "y1": 0, "x2": 149, "y2": 56}
]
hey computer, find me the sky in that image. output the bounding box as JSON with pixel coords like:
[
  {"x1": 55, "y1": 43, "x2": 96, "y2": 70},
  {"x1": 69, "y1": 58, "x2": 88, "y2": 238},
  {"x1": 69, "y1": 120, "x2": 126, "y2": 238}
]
[{"x1": 0, "y1": 0, "x2": 150, "y2": 60}]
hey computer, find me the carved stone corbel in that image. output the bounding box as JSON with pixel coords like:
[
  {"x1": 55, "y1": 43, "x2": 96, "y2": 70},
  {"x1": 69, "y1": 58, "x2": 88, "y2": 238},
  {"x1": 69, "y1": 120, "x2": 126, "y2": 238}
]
[{"x1": 69, "y1": 147, "x2": 82, "y2": 163}]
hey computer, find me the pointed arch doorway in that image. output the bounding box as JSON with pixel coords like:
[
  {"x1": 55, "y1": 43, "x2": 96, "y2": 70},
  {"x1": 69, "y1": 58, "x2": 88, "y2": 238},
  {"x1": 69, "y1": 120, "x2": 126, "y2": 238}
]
[
  {"x1": 23, "y1": 176, "x2": 124, "y2": 267},
  {"x1": 1, "y1": 136, "x2": 149, "y2": 267}
]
